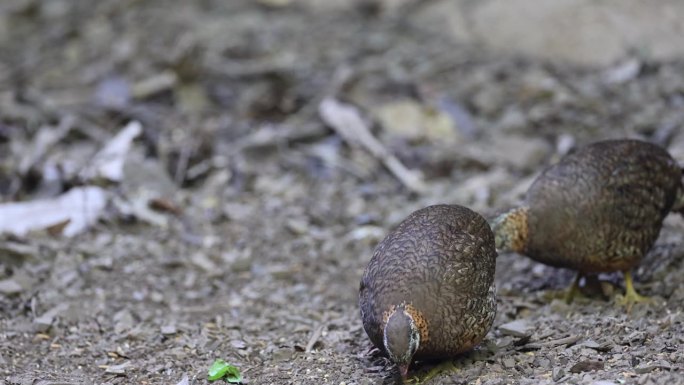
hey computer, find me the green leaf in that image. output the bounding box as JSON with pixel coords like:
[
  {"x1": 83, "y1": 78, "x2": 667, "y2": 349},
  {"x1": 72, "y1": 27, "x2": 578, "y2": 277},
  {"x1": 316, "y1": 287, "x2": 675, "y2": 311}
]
[
  {"x1": 208, "y1": 359, "x2": 229, "y2": 381},
  {"x1": 223, "y1": 365, "x2": 242, "y2": 383},
  {"x1": 208, "y1": 359, "x2": 242, "y2": 383}
]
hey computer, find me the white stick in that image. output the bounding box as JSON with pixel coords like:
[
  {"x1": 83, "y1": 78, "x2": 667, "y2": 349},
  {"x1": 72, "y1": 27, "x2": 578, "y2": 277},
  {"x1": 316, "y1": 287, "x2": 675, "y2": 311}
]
[{"x1": 318, "y1": 98, "x2": 426, "y2": 193}]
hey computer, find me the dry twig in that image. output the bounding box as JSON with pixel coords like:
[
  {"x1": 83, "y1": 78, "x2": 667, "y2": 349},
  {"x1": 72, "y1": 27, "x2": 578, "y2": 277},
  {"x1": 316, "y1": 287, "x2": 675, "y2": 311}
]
[
  {"x1": 305, "y1": 324, "x2": 326, "y2": 353},
  {"x1": 318, "y1": 98, "x2": 426, "y2": 193}
]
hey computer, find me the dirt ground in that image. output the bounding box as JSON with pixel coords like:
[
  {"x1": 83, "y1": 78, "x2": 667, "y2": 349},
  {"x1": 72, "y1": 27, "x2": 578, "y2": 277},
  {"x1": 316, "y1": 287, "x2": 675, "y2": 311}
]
[{"x1": 1, "y1": 1, "x2": 684, "y2": 384}]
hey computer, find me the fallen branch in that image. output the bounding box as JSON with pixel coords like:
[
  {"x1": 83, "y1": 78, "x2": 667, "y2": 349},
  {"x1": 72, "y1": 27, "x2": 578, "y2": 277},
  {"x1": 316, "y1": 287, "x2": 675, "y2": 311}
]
[{"x1": 318, "y1": 98, "x2": 426, "y2": 193}]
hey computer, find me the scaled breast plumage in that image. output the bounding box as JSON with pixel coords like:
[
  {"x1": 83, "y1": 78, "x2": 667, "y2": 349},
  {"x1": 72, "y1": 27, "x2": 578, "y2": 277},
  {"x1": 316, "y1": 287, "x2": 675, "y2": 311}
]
[{"x1": 359, "y1": 204, "x2": 497, "y2": 360}]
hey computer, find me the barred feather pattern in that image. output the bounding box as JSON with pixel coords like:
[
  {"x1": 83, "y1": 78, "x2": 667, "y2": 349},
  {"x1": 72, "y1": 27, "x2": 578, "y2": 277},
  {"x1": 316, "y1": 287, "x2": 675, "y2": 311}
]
[
  {"x1": 521, "y1": 139, "x2": 683, "y2": 273},
  {"x1": 359, "y1": 205, "x2": 497, "y2": 360}
]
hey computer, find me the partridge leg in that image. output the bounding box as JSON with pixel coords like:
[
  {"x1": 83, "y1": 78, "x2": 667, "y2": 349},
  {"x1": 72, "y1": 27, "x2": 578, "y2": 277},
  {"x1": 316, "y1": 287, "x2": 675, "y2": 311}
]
[
  {"x1": 543, "y1": 272, "x2": 584, "y2": 303},
  {"x1": 564, "y1": 272, "x2": 583, "y2": 304},
  {"x1": 617, "y1": 270, "x2": 650, "y2": 310}
]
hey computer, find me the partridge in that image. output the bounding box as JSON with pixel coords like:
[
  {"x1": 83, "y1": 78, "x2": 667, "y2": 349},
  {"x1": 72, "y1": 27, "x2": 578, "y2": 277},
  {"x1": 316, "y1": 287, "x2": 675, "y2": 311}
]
[
  {"x1": 359, "y1": 204, "x2": 497, "y2": 379},
  {"x1": 493, "y1": 139, "x2": 684, "y2": 306}
]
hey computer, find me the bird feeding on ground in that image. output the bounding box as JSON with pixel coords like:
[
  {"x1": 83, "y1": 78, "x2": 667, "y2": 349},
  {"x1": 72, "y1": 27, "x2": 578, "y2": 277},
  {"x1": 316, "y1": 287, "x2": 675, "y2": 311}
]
[
  {"x1": 359, "y1": 205, "x2": 497, "y2": 380},
  {"x1": 493, "y1": 139, "x2": 684, "y2": 308}
]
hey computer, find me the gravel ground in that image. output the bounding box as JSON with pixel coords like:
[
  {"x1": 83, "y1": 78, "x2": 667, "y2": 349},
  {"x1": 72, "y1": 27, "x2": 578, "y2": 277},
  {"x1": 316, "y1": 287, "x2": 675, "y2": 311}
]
[{"x1": 0, "y1": 1, "x2": 683, "y2": 384}]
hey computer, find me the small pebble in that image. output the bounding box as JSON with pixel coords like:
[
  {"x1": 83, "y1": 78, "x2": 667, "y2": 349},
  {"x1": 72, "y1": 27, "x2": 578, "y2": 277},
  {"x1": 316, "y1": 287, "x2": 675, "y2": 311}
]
[
  {"x1": 552, "y1": 367, "x2": 565, "y2": 381},
  {"x1": 161, "y1": 324, "x2": 177, "y2": 335},
  {"x1": 496, "y1": 336, "x2": 514, "y2": 349},
  {"x1": 176, "y1": 375, "x2": 190, "y2": 385},
  {"x1": 0, "y1": 279, "x2": 22, "y2": 294},
  {"x1": 535, "y1": 357, "x2": 551, "y2": 369},
  {"x1": 105, "y1": 362, "x2": 130, "y2": 374},
  {"x1": 272, "y1": 347, "x2": 294, "y2": 362},
  {"x1": 33, "y1": 315, "x2": 54, "y2": 333},
  {"x1": 499, "y1": 319, "x2": 533, "y2": 338}
]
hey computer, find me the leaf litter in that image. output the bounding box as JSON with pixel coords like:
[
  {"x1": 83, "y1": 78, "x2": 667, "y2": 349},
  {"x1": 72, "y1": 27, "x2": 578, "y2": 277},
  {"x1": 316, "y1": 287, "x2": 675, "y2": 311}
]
[{"x1": 1, "y1": 2, "x2": 684, "y2": 385}]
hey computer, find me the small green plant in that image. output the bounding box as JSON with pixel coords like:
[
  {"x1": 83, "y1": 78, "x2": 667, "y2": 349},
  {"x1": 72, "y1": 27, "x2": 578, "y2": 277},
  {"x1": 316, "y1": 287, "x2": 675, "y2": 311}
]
[{"x1": 208, "y1": 359, "x2": 242, "y2": 383}]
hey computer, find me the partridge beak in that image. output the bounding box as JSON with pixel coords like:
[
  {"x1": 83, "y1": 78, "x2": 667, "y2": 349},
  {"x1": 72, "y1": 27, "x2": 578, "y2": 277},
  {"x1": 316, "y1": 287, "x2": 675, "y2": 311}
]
[{"x1": 399, "y1": 363, "x2": 410, "y2": 379}]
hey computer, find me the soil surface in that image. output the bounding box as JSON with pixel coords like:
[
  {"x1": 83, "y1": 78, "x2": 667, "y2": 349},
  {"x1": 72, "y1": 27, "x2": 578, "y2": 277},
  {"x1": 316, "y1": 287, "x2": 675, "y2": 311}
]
[{"x1": 1, "y1": 1, "x2": 683, "y2": 385}]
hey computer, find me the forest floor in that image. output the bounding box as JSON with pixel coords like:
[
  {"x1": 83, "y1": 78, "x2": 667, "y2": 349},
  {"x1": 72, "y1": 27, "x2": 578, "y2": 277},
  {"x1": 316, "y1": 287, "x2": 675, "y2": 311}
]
[{"x1": 1, "y1": 1, "x2": 683, "y2": 384}]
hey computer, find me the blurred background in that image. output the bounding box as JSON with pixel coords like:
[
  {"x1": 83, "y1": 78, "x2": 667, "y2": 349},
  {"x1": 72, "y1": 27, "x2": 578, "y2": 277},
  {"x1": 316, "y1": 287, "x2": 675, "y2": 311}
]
[{"x1": 1, "y1": 0, "x2": 683, "y2": 384}]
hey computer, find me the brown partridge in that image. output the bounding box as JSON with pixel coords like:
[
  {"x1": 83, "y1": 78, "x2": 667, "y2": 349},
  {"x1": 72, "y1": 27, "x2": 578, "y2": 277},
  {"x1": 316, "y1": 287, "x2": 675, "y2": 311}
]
[
  {"x1": 359, "y1": 204, "x2": 497, "y2": 379},
  {"x1": 493, "y1": 139, "x2": 684, "y2": 307}
]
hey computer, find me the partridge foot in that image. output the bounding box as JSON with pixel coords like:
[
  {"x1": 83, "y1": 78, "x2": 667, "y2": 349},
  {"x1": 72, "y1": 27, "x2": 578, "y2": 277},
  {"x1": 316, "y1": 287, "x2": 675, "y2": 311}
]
[{"x1": 616, "y1": 270, "x2": 651, "y2": 311}]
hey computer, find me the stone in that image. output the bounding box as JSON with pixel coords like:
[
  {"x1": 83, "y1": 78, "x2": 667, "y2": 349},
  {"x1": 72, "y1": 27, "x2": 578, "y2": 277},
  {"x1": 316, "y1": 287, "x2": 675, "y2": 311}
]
[
  {"x1": 499, "y1": 319, "x2": 533, "y2": 338},
  {"x1": 468, "y1": 0, "x2": 684, "y2": 66}
]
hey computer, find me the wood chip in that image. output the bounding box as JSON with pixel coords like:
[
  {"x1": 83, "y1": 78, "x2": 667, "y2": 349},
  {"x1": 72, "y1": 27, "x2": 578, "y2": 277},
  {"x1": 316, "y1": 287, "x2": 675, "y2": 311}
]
[
  {"x1": 305, "y1": 324, "x2": 326, "y2": 353},
  {"x1": 132, "y1": 70, "x2": 178, "y2": 99},
  {"x1": 104, "y1": 362, "x2": 131, "y2": 375},
  {"x1": 0, "y1": 278, "x2": 23, "y2": 294},
  {"x1": 0, "y1": 186, "x2": 108, "y2": 237},
  {"x1": 521, "y1": 335, "x2": 581, "y2": 350},
  {"x1": 569, "y1": 360, "x2": 604, "y2": 373},
  {"x1": 80, "y1": 121, "x2": 142, "y2": 182}
]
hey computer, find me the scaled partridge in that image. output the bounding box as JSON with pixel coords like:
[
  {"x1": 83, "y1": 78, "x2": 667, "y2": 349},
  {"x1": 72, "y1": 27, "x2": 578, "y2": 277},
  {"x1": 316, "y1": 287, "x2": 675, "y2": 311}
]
[
  {"x1": 493, "y1": 139, "x2": 684, "y2": 306},
  {"x1": 359, "y1": 204, "x2": 497, "y2": 379}
]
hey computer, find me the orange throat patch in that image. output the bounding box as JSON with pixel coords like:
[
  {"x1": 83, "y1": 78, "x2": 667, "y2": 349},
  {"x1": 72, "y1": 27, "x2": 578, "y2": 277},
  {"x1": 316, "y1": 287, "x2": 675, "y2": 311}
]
[
  {"x1": 497, "y1": 206, "x2": 529, "y2": 253},
  {"x1": 510, "y1": 207, "x2": 529, "y2": 253}
]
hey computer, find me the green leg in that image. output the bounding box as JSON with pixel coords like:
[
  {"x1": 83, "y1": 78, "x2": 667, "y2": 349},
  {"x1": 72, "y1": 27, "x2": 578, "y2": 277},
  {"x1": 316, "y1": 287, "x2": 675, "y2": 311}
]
[
  {"x1": 541, "y1": 272, "x2": 587, "y2": 303},
  {"x1": 617, "y1": 270, "x2": 650, "y2": 311},
  {"x1": 564, "y1": 272, "x2": 583, "y2": 304}
]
